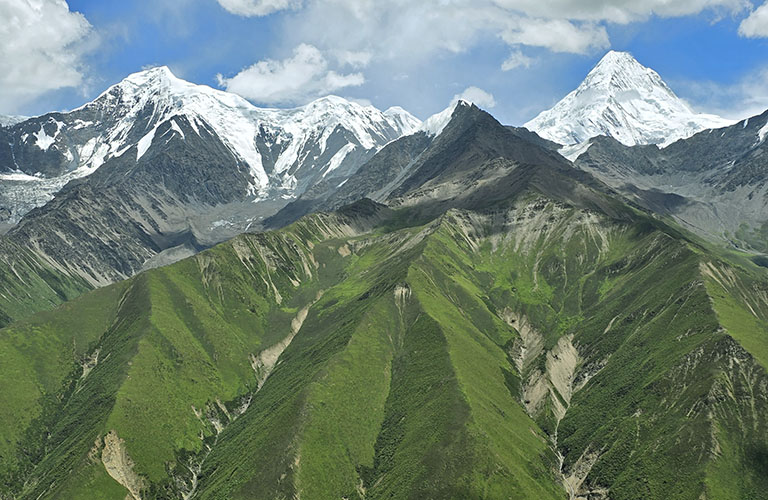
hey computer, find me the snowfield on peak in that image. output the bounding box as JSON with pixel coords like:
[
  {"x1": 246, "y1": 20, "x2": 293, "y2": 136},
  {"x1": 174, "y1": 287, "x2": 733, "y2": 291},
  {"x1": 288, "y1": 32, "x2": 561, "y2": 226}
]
[
  {"x1": 525, "y1": 51, "x2": 733, "y2": 148},
  {"x1": 0, "y1": 66, "x2": 420, "y2": 227},
  {"x1": 420, "y1": 100, "x2": 471, "y2": 137},
  {"x1": 85, "y1": 67, "x2": 421, "y2": 195},
  {"x1": 0, "y1": 115, "x2": 29, "y2": 127}
]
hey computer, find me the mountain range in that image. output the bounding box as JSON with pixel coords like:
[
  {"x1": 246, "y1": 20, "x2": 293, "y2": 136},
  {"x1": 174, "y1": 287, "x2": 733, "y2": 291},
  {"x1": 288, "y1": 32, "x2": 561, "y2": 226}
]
[
  {"x1": 0, "y1": 67, "x2": 418, "y2": 289},
  {"x1": 0, "y1": 51, "x2": 767, "y2": 500}
]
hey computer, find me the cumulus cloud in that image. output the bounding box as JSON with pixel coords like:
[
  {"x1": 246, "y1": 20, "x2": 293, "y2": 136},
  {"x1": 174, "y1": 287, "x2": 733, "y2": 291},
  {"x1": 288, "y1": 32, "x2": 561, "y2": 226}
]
[
  {"x1": 500, "y1": 18, "x2": 609, "y2": 54},
  {"x1": 0, "y1": 0, "x2": 94, "y2": 113},
  {"x1": 454, "y1": 86, "x2": 497, "y2": 109},
  {"x1": 217, "y1": 0, "x2": 302, "y2": 17},
  {"x1": 216, "y1": 0, "x2": 754, "y2": 111},
  {"x1": 739, "y1": 2, "x2": 768, "y2": 37},
  {"x1": 221, "y1": 0, "x2": 750, "y2": 61},
  {"x1": 492, "y1": 0, "x2": 749, "y2": 23},
  {"x1": 216, "y1": 43, "x2": 364, "y2": 105},
  {"x1": 502, "y1": 49, "x2": 533, "y2": 71}
]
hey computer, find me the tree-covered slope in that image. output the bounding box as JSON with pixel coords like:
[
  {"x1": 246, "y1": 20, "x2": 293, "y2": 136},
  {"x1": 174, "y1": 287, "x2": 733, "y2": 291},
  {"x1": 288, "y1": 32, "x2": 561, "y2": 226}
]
[{"x1": 1, "y1": 192, "x2": 766, "y2": 499}]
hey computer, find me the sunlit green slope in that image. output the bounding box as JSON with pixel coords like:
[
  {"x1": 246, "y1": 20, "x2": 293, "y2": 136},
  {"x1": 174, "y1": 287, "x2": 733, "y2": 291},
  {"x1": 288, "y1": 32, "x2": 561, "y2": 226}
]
[{"x1": 1, "y1": 194, "x2": 766, "y2": 500}]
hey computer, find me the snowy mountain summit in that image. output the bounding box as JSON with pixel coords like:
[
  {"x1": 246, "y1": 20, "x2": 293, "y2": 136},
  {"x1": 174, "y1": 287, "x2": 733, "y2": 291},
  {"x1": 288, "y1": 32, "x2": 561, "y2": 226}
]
[
  {"x1": 0, "y1": 66, "x2": 420, "y2": 227},
  {"x1": 525, "y1": 51, "x2": 732, "y2": 147}
]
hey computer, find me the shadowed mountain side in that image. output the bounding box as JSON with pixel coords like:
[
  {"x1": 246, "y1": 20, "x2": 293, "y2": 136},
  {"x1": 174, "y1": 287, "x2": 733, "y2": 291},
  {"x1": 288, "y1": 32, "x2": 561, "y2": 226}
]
[{"x1": 267, "y1": 102, "x2": 630, "y2": 229}]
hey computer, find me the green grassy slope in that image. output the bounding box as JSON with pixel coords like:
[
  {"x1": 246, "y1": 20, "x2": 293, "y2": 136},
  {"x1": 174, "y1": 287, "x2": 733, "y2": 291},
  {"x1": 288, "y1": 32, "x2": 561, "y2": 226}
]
[
  {"x1": 0, "y1": 239, "x2": 90, "y2": 328},
  {"x1": 0, "y1": 196, "x2": 766, "y2": 499}
]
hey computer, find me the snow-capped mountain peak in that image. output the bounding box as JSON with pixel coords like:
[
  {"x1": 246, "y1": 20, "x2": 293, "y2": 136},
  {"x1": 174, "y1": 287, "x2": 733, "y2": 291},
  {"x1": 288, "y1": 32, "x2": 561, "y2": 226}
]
[
  {"x1": 525, "y1": 51, "x2": 733, "y2": 147},
  {"x1": 420, "y1": 99, "x2": 472, "y2": 137},
  {"x1": 75, "y1": 68, "x2": 422, "y2": 193},
  {"x1": 123, "y1": 65, "x2": 176, "y2": 84},
  {"x1": 384, "y1": 106, "x2": 422, "y2": 136},
  {"x1": 1, "y1": 67, "x2": 420, "y2": 226}
]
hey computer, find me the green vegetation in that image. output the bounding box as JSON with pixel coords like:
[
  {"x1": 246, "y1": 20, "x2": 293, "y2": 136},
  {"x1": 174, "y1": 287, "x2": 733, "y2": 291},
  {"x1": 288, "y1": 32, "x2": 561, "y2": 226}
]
[
  {"x1": 0, "y1": 195, "x2": 766, "y2": 499},
  {"x1": 0, "y1": 239, "x2": 90, "y2": 328}
]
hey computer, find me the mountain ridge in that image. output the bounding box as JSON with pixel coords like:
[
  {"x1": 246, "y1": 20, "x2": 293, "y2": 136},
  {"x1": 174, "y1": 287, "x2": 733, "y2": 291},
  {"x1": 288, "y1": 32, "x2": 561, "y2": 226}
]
[
  {"x1": 0, "y1": 65, "x2": 767, "y2": 499},
  {"x1": 0, "y1": 66, "x2": 420, "y2": 229}
]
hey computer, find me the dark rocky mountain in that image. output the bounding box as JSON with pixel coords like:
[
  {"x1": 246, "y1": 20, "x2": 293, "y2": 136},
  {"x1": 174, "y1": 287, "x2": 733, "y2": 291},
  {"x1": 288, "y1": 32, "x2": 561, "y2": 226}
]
[
  {"x1": 6, "y1": 116, "x2": 254, "y2": 285},
  {"x1": 570, "y1": 109, "x2": 768, "y2": 253},
  {"x1": 268, "y1": 101, "x2": 621, "y2": 228}
]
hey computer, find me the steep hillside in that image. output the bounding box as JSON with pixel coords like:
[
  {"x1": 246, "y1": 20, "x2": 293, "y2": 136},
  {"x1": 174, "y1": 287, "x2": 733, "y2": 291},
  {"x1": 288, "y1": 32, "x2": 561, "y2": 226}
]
[
  {"x1": 1, "y1": 190, "x2": 766, "y2": 499},
  {"x1": 0, "y1": 239, "x2": 89, "y2": 328}
]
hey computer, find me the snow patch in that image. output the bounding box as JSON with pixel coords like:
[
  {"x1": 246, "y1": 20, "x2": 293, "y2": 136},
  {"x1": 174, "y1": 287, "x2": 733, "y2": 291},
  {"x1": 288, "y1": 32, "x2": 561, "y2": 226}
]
[
  {"x1": 0, "y1": 171, "x2": 42, "y2": 182},
  {"x1": 323, "y1": 143, "x2": 355, "y2": 177},
  {"x1": 170, "y1": 118, "x2": 185, "y2": 139},
  {"x1": 559, "y1": 140, "x2": 593, "y2": 162},
  {"x1": 758, "y1": 120, "x2": 768, "y2": 145},
  {"x1": 137, "y1": 126, "x2": 157, "y2": 160},
  {"x1": 0, "y1": 115, "x2": 29, "y2": 127},
  {"x1": 33, "y1": 123, "x2": 59, "y2": 151},
  {"x1": 420, "y1": 100, "x2": 468, "y2": 137}
]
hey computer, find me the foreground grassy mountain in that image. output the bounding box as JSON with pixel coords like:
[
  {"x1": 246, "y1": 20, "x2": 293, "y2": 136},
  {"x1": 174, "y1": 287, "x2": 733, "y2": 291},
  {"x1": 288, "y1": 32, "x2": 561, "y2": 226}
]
[
  {"x1": 1, "y1": 189, "x2": 766, "y2": 499},
  {"x1": 0, "y1": 239, "x2": 90, "y2": 328}
]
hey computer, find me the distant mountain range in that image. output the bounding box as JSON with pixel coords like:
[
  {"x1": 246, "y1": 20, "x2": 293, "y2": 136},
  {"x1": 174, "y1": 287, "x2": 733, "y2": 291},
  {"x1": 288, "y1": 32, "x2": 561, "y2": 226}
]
[
  {"x1": 0, "y1": 67, "x2": 419, "y2": 286},
  {"x1": 0, "y1": 66, "x2": 418, "y2": 230},
  {"x1": 0, "y1": 50, "x2": 764, "y2": 318}
]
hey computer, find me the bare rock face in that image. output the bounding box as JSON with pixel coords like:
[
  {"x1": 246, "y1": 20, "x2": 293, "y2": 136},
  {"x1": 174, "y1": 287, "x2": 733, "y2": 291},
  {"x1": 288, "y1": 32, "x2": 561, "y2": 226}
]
[
  {"x1": 571, "y1": 109, "x2": 768, "y2": 253},
  {"x1": 101, "y1": 431, "x2": 145, "y2": 500}
]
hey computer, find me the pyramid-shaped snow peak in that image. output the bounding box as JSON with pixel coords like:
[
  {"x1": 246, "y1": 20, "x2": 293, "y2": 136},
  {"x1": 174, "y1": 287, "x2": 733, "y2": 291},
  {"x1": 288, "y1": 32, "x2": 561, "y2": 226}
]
[{"x1": 525, "y1": 51, "x2": 732, "y2": 147}]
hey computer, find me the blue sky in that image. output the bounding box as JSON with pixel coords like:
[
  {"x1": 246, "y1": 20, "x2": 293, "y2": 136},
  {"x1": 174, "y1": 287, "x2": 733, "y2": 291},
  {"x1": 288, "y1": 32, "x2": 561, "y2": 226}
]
[{"x1": 3, "y1": 0, "x2": 768, "y2": 125}]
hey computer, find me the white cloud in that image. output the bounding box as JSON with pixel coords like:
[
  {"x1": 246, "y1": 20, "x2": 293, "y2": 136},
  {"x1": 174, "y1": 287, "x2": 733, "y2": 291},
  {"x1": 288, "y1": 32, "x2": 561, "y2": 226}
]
[
  {"x1": 216, "y1": 43, "x2": 364, "y2": 105},
  {"x1": 500, "y1": 18, "x2": 609, "y2": 53},
  {"x1": 0, "y1": 0, "x2": 94, "y2": 113},
  {"x1": 334, "y1": 50, "x2": 372, "y2": 68},
  {"x1": 492, "y1": 0, "x2": 749, "y2": 23},
  {"x1": 674, "y1": 66, "x2": 768, "y2": 120},
  {"x1": 217, "y1": 0, "x2": 302, "y2": 16},
  {"x1": 502, "y1": 49, "x2": 533, "y2": 71},
  {"x1": 226, "y1": 0, "x2": 749, "y2": 62},
  {"x1": 739, "y1": 2, "x2": 768, "y2": 37},
  {"x1": 454, "y1": 86, "x2": 497, "y2": 109}
]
